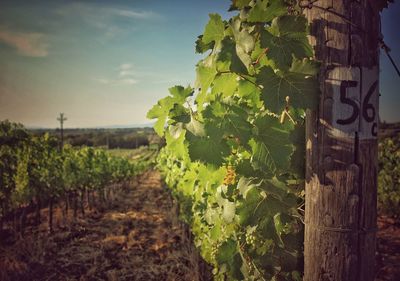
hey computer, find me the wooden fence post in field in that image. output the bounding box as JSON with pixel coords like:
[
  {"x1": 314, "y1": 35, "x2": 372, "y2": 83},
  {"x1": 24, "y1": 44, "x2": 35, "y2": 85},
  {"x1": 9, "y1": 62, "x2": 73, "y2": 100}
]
[{"x1": 303, "y1": 0, "x2": 380, "y2": 280}]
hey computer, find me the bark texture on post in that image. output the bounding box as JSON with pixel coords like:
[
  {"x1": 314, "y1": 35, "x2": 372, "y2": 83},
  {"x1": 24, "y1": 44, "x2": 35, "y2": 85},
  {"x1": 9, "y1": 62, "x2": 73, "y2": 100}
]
[{"x1": 304, "y1": 1, "x2": 380, "y2": 280}]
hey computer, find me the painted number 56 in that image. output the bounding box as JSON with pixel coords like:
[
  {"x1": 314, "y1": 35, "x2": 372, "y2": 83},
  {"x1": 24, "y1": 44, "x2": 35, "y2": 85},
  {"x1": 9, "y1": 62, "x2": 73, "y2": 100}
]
[{"x1": 337, "y1": 80, "x2": 378, "y2": 136}]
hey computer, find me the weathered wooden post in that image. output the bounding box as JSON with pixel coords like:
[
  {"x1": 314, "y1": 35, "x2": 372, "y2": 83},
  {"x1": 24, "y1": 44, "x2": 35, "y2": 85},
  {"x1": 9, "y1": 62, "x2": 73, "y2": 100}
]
[{"x1": 303, "y1": 0, "x2": 380, "y2": 280}]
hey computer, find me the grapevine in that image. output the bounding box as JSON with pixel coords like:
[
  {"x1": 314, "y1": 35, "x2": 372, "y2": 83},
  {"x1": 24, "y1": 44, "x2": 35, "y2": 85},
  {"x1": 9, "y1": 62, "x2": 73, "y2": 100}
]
[
  {"x1": 0, "y1": 120, "x2": 156, "y2": 234},
  {"x1": 148, "y1": 0, "x2": 320, "y2": 280}
]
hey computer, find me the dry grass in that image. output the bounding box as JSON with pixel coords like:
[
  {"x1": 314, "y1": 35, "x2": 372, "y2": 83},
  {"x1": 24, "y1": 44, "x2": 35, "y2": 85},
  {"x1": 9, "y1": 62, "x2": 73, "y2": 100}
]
[{"x1": 0, "y1": 170, "x2": 208, "y2": 281}]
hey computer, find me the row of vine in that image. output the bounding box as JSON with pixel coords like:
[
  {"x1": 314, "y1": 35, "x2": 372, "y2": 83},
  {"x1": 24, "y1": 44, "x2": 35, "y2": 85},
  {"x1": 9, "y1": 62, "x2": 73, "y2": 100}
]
[
  {"x1": 148, "y1": 0, "x2": 320, "y2": 280},
  {"x1": 0, "y1": 120, "x2": 155, "y2": 234}
]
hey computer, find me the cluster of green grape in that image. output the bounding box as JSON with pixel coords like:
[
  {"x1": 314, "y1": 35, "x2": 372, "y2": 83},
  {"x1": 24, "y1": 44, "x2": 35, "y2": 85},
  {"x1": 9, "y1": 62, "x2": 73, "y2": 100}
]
[
  {"x1": 210, "y1": 242, "x2": 221, "y2": 262},
  {"x1": 245, "y1": 231, "x2": 257, "y2": 247}
]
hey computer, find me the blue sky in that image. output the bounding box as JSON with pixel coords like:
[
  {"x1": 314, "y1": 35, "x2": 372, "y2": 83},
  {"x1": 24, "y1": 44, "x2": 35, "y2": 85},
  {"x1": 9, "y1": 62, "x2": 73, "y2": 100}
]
[{"x1": 0, "y1": 0, "x2": 398, "y2": 128}]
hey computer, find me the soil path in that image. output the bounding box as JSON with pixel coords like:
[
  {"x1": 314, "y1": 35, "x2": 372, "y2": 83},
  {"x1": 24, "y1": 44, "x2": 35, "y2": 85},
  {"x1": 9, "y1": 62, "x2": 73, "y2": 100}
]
[
  {"x1": 1, "y1": 170, "x2": 398, "y2": 281},
  {"x1": 376, "y1": 216, "x2": 400, "y2": 281},
  {"x1": 1, "y1": 170, "x2": 198, "y2": 281}
]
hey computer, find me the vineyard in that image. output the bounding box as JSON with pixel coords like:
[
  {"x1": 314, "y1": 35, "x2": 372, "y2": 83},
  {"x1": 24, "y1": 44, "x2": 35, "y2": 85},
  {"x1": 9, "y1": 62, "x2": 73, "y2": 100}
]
[
  {"x1": 0, "y1": 0, "x2": 399, "y2": 280},
  {"x1": 0, "y1": 120, "x2": 157, "y2": 236}
]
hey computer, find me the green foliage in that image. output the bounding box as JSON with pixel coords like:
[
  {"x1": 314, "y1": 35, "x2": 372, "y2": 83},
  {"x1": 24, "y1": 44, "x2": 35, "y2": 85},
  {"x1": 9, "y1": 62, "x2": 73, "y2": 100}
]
[
  {"x1": 148, "y1": 1, "x2": 319, "y2": 280},
  {"x1": 378, "y1": 134, "x2": 400, "y2": 218},
  {"x1": 0, "y1": 120, "x2": 156, "y2": 221}
]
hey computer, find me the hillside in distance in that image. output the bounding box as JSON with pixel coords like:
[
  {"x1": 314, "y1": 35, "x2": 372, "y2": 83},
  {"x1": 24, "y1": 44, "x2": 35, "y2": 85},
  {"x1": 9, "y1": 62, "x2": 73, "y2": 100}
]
[{"x1": 29, "y1": 127, "x2": 161, "y2": 149}]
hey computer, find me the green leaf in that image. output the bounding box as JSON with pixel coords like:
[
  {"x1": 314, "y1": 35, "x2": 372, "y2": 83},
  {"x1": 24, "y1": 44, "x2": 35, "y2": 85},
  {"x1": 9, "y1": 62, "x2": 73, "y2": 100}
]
[
  {"x1": 204, "y1": 100, "x2": 225, "y2": 118},
  {"x1": 238, "y1": 177, "x2": 262, "y2": 198},
  {"x1": 262, "y1": 177, "x2": 288, "y2": 199},
  {"x1": 165, "y1": 128, "x2": 188, "y2": 160},
  {"x1": 249, "y1": 139, "x2": 277, "y2": 175},
  {"x1": 146, "y1": 96, "x2": 174, "y2": 136},
  {"x1": 257, "y1": 66, "x2": 319, "y2": 113},
  {"x1": 250, "y1": 114, "x2": 294, "y2": 173},
  {"x1": 231, "y1": 0, "x2": 251, "y2": 9},
  {"x1": 289, "y1": 57, "x2": 320, "y2": 76},
  {"x1": 169, "y1": 85, "x2": 194, "y2": 103},
  {"x1": 237, "y1": 186, "x2": 263, "y2": 226},
  {"x1": 196, "y1": 64, "x2": 217, "y2": 93},
  {"x1": 217, "y1": 37, "x2": 247, "y2": 74},
  {"x1": 223, "y1": 105, "x2": 252, "y2": 143},
  {"x1": 180, "y1": 168, "x2": 198, "y2": 196},
  {"x1": 222, "y1": 199, "x2": 236, "y2": 223},
  {"x1": 274, "y1": 213, "x2": 285, "y2": 240},
  {"x1": 289, "y1": 124, "x2": 306, "y2": 177},
  {"x1": 211, "y1": 73, "x2": 238, "y2": 97},
  {"x1": 202, "y1": 14, "x2": 225, "y2": 45},
  {"x1": 237, "y1": 79, "x2": 262, "y2": 107},
  {"x1": 169, "y1": 104, "x2": 190, "y2": 124},
  {"x1": 186, "y1": 115, "x2": 206, "y2": 137},
  {"x1": 147, "y1": 85, "x2": 193, "y2": 136},
  {"x1": 259, "y1": 215, "x2": 283, "y2": 246},
  {"x1": 272, "y1": 15, "x2": 309, "y2": 35},
  {"x1": 247, "y1": 0, "x2": 287, "y2": 23},
  {"x1": 261, "y1": 15, "x2": 312, "y2": 70},
  {"x1": 187, "y1": 137, "x2": 229, "y2": 166},
  {"x1": 237, "y1": 79, "x2": 256, "y2": 98},
  {"x1": 195, "y1": 35, "x2": 215, "y2": 53},
  {"x1": 231, "y1": 19, "x2": 254, "y2": 68},
  {"x1": 216, "y1": 238, "x2": 237, "y2": 263},
  {"x1": 231, "y1": 20, "x2": 254, "y2": 54}
]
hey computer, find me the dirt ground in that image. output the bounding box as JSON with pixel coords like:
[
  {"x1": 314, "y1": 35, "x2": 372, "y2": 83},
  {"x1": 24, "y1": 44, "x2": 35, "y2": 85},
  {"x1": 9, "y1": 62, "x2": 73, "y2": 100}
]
[
  {"x1": 0, "y1": 170, "x2": 399, "y2": 281},
  {"x1": 0, "y1": 170, "x2": 203, "y2": 281},
  {"x1": 376, "y1": 216, "x2": 400, "y2": 281}
]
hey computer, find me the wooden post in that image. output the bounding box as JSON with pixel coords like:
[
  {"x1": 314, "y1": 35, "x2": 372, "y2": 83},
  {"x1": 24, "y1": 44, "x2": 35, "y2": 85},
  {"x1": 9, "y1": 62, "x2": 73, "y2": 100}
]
[{"x1": 303, "y1": 0, "x2": 380, "y2": 280}]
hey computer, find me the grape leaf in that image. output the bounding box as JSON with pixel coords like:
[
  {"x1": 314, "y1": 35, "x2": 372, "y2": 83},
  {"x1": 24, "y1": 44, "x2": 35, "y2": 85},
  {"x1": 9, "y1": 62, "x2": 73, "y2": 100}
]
[
  {"x1": 217, "y1": 37, "x2": 248, "y2": 74},
  {"x1": 147, "y1": 86, "x2": 193, "y2": 136},
  {"x1": 196, "y1": 64, "x2": 217, "y2": 94},
  {"x1": 231, "y1": 19, "x2": 254, "y2": 68},
  {"x1": 186, "y1": 115, "x2": 206, "y2": 137},
  {"x1": 237, "y1": 185, "x2": 263, "y2": 226},
  {"x1": 220, "y1": 105, "x2": 252, "y2": 145},
  {"x1": 147, "y1": 96, "x2": 174, "y2": 136},
  {"x1": 222, "y1": 199, "x2": 236, "y2": 223},
  {"x1": 231, "y1": 0, "x2": 251, "y2": 9},
  {"x1": 250, "y1": 114, "x2": 294, "y2": 174},
  {"x1": 202, "y1": 14, "x2": 225, "y2": 45},
  {"x1": 257, "y1": 66, "x2": 319, "y2": 114},
  {"x1": 247, "y1": 0, "x2": 287, "y2": 23},
  {"x1": 289, "y1": 57, "x2": 320, "y2": 76},
  {"x1": 187, "y1": 137, "x2": 229, "y2": 166},
  {"x1": 168, "y1": 104, "x2": 190, "y2": 124},
  {"x1": 238, "y1": 177, "x2": 262, "y2": 198},
  {"x1": 211, "y1": 73, "x2": 238, "y2": 98},
  {"x1": 169, "y1": 85, "x2": 194, "y2": 103},
  {"x1": 195, "y1": 35, "x2": 214, "y2": 53},
  {"x1": 261, "y1": 15, "x2": 312, "y2": 70}
]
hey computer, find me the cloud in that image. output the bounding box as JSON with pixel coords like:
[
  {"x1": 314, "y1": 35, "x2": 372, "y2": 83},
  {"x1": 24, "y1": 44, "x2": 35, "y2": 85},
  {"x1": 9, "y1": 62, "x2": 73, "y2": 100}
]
[
  {"x1": 95, "y1": 62, "x2": 179, "y2": 86},
  {"x1": 55, "y1": 3, "x2": 160, "y2": 42},
  {"x1": 109, "y1": 9, "x2": 159, "y2": 20},
  {"x1": 118, "y1": 64, "x2": 136, "y2": 77},
  {"x1": 118, "y1": 78, "x2": 137, "y2": 85},
  {"x1": 57, "y1": 3, "x2": 160, "y2": 28},
  {"x1": 119, "y1": 63, "x2": 132, "y2": 71},
  {"x1": 119, "y1": 70, "x2": 135, "y2": 77},
  {"x1": 94, "y1": 63, "x2": 139, "y2": 85},
  {"x1": 94, "y1": 77, "x2": 138, "y2": 85},
  {"x1": 0, "y1": 28, "x2": 48, "y2": 57}
]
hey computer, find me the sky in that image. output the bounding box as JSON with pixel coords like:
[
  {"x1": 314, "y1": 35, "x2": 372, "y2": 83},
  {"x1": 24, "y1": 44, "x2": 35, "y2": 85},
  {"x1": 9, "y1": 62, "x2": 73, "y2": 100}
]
[{"x1": 0, "y1": 0, "x2": 398, "y2": 128}]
